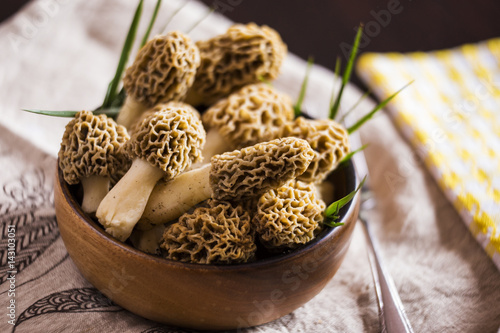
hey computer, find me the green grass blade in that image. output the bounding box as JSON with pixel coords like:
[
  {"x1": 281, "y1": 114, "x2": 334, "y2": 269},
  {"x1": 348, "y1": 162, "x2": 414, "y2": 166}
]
[
  {"x1": 140, "y1": 0, "x2": 162, "y2": 47},
  {"x1": 329, "y1": 24, "x2": 363, "y2": 120},
  {"x1": 102, "y1": 0, "x2": 144, "y2": 108},
  {"x1": 347, "y1": 80, "x2": 413, "y2": 134},
  {"x1": 339, "y1": 144, "x2": 368, "y2": 165},
  {"x1": 324, "y1": 175, "x2": 366, "y2": 218},
  {"x1": 294, "y1": 56, "x2": 314, "y2": 118},
  {"x1": 22, "y1": 108, "x2": 121, "y2": 118},
  {"x1": 94, "y1": 107, "x2": 121, "y2": 117},
  {"x1": 340, "y1": 89, "x2": 371, "y2": 122},
  {"x1": 109, "y1": 88, "x2": 127, "y2": 108},
  {"x1": 186, "y1": 7, "x2": 215, "y2": 34},
  {"x1": 22, "y1": 109, "x2": 80, "y2": 118},
  {"x1": 329, "y1": 56, "x2": 341, "y2": 111},
  {"x1": 323, "y1": 219, "x2": 344, "y2": 228}
]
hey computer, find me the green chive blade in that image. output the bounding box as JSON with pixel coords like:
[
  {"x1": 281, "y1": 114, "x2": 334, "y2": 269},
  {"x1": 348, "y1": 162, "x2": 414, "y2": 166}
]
[
  {"x1": 22, "y1": 109, "x2": 80, "y2": 118},
  {"x1": 94, "y1": 107, "x2": 121, "y2": 117},
  {"x1": 340, "y1": 89, "x2": 371, "y2": 122},
  {"x1": 329, "y1": 24, "x2": 363, "y2": 120},
  {"x1": 140, "y1": 0, "x2": 162, "y2": 47},
  {"x1": 323, "y1": 220, "x2": 345, "y2": 228},
  {"x1": 329, "y1": 56, "x2": 341, "y2": 111},
  {"x1": 339, "y1": 144, "x2": 369, "y2": 165},
  {"x1": 347, "y1": 80, "x2": 413, "y2": 134},
  {"x1": 294, "y1": 56, "x2": 314, "y2": 118},
  {"x1": 102, "y1": 0, "x2": 144, "y2": 108},
  {"x1": 22, "y1": 108, "x2": 121, "y2": 118},
  {"x1": 324, "y1": 175, "x2": 366, "y2": 218}
]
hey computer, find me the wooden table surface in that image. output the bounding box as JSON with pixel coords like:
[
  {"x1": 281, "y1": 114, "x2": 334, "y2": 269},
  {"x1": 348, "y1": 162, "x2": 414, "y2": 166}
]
[{"x1": 3, "y1": 0, "x2": 500, "y2": 88}]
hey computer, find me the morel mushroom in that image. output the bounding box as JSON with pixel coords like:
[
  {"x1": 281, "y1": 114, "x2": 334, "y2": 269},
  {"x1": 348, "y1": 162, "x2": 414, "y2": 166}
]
[
  {"x1": 138, "y1": 137, "x2": 315, "y2": 228},
  {"x1": 117, "y1": 31, "x2": 200, "y2": 129},
  {"x1": 198, "y1": 83, "x2": 294, "y2": 163},
  {"x1": 186, "y1": 23, "x2": 287, "y2": 106},
  {"x1": 253, "y1": 179, "x2": 326, "y2": 250},
  {"x1": 96, "y1": 105, "x2": 206, "y2": 241},
  {"x1": 279, "y1": 117, "x2": 350, "y2": 183},
  {"x1": 161, "y1": 199, "x2": 256, "y2": 264},
  {"x1": 129, "y1": 224, "x2": 167, "y2": 255},
  {"x1": 58, "y1": 111, "x2": 129, "y2": 214}
]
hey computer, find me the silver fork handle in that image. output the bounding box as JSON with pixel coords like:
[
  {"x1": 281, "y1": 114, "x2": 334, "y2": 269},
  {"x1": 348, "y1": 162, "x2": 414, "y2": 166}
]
[{"x1": 359, "y1": 215, "x2": 414, "y2": 333}]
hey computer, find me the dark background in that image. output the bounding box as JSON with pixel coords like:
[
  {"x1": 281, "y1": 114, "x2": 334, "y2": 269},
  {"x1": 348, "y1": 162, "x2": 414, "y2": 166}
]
[{"x1": 3, "y1": 0, "x2": 500, "y2": 88}]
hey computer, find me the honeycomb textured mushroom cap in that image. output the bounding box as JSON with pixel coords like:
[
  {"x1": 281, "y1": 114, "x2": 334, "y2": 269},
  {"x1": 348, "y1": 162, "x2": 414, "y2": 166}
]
[
  {"x1": 129, "y1": 101, "x2": 200, "y2": 135},
  {"x1": 192, "y1": 23, "x2": 287, "y2": 105},
  {"x1": 58, "y1": 111, "x2": 130, "y2": 184},
  {"x1": 161, "y1": 199, "x2": 256, "y2": 264},
  {"x1": 210, "y1": 137, "x2": 314, "y2": 201},
  {"x1": 280, "y1": 117, "x2": 350, "y2": 183},
  {"x1": 126, "y1": 106, "x2": 205, "y2": 179},
  {"x1": 253, "y1": 179, "x2": 326, "y2": 249},
  {"x1": 202, "y1": 83, "x2": 294, "y2": 148},
  {"x1": 123, "y1": 31, "x2": 200, "y2": 107}
]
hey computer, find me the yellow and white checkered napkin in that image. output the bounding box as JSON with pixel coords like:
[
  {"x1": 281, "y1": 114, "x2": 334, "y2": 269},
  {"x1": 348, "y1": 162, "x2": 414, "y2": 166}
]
[{"x1": 357, "y1": 38, "x2": 500, "y2": 270}]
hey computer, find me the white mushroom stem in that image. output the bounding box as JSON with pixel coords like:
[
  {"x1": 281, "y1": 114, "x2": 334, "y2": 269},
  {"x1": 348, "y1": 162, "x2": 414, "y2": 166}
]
[
  {"x1": 80, "y1": 175, "x2": 110, "y2": 214},
  {"x1": 138, "y1": 164, "x2": 212, "y2": 228},
  {"x1": 190, "y1": 129, "x2": 231, "y2": 169},
  {"x1": 116, "y1": 96, "x2": 148, "y2": 130},
  {"x1": 96, "y1": 158, "x2": 165, "y2": 241}
]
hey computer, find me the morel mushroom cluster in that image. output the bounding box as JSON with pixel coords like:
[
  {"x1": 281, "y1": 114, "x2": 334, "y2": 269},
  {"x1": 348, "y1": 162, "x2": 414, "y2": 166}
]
[
  {"x1": 58, "y1": 21, "x2": 353, "y2": 265},
  {"x1": 138, "y1": 137, "x2": 315, "y2": 228}
]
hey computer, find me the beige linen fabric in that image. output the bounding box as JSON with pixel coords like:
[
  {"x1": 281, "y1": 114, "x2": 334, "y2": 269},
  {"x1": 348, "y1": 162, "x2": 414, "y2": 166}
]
[{"x1": 0, "y1": 1, "x2": 499, "y2": 332}]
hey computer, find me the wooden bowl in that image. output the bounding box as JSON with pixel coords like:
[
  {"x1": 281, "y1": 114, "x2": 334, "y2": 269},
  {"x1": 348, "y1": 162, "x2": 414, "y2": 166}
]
[{"x1": 54, "y1": 160, "x2": 360, "y2": 331}]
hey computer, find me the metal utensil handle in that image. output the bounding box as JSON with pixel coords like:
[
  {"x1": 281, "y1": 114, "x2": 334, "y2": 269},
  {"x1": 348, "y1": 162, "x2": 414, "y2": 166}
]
[{"x1": 360, "y1": 215, "x2": 414, "y2": 333}]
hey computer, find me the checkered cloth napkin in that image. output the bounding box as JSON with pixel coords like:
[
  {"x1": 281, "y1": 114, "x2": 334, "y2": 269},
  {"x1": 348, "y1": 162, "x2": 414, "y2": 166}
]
[{"x1": 357, "y1": 38, "x2": 500, "y2": 270}]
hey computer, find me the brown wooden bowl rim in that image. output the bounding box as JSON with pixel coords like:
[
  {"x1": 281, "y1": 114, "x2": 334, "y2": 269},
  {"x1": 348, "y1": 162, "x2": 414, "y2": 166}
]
[{"x1": 58, "y1": 159, "x2": 359, "y2": 272}]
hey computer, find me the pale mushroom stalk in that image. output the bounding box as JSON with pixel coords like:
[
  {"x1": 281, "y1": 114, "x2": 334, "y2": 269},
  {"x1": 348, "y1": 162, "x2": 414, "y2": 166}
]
[
  {"x1": 116, "y1": 96, "x2": 148, "y2": 129},
  {"x1": 138, "y1": 164, "x2": 211, "y2": 226},
  {"x1": 191, "y1": 83, "x2": 294, "y2": 169},
  {"x1": 96, "y1": 158, "x2": 165, "y2": 241},
  {"x1": 79, "y1": 175, "x2": 111, "y2": 214},
  {"x1": 194, "y1": 130, "x2": 230, "y2": 167},
  {"x1": 58, "y1": 111, "x2": 129, "y2": 215},
  {"x1": 96, "y1": 105, "x2": 206, "y2": 242},
  {"x1": 138, "y1": 137, "x2": 315, "y2": 228},
  {"x1": 117, "y1": 31, "x2": 200, "y2": 130}
]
